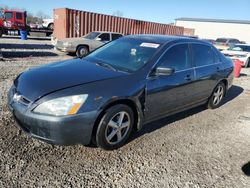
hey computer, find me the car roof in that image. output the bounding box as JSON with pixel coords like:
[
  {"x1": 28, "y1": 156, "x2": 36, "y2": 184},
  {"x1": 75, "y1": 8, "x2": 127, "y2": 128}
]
[{"x1": 124, "y1": 34, "x2": 207, "y2": 45}]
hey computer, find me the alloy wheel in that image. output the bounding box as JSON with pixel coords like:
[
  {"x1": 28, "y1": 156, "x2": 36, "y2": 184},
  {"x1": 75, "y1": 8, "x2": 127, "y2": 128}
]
[
  {"x1": 105, "y1": 111, "x2": 131, "y2": 145},
  {"x1": 212, "y1": 85, "x2": 224, "y2": 106}
]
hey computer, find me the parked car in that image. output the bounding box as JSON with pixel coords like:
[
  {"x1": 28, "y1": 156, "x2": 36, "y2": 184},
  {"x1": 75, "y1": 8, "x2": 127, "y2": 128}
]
[
  {"x1": 202, "y1": 39, "x2": 215, "y2": 44},
  {"x1": 222, "y1": 44, "x2": 250, "y2": 67},
  {"x1": 55, "y1": 31, "x2": 123, "y2": 58},
  {"x1": 42, "y1": 18, "x2": 54, "y2": 30},
  {"x1": 214, "y1": 38, "x2": 241, "y2": 51},
  {"x1": 8, "y1": 35, "x2": 234, "y2": 150}
]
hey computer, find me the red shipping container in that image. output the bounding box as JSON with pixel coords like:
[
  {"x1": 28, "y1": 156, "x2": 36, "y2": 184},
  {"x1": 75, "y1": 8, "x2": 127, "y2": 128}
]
[{"x1": 53, "y1": 8, "x2": 184, "y2": 40}]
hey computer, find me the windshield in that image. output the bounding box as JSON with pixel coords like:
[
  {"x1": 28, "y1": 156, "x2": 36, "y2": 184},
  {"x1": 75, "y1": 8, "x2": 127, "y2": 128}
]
[
  {"x1": 83, "y1": 32, "x2": 101, "y2": 39},
  {"x1": 86, "y1": 37, "x2": 161, "y2": 72},
  {"x1": 215, "y1": 38, "x2": 227, "y2": 43},
  {"x1": 228, "y1": 45, "x2": 250, "y2": 52}
]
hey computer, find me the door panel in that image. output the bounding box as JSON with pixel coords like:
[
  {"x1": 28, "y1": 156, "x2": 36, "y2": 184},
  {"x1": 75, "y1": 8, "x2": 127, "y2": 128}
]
[
  {"x1": 145, "y1": 69, "x2": 195, "y2": 121},
  {"x1": 192, "y1": 43, "x2": 223, "y2": 101}
]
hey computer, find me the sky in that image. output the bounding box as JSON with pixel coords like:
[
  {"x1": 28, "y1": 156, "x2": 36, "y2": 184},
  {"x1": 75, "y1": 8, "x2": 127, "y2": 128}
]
[{"x1": 1, "y1": 0, "x2": 250, "y2": 24}]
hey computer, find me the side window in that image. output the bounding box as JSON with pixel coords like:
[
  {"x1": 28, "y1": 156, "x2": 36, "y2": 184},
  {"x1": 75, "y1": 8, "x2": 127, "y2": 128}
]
[
  {"x1": 16, "y1": 13, "x2": 23, "y2": 20},
  {"x1": 112, "y1": 34, "x2": 122, "y2": 41},
  {"x1": 158, "y1": 44, "x2": 191, "y2": 71},
  {"x1": 98, "y1": 33, "x2": 110, "y2": 42},
  {"x1": 5, "y1": 12, "x2": 13, "y2": 19},
  {"x1": 192, "y1": 44, "x2": 215, "y2": 66}
]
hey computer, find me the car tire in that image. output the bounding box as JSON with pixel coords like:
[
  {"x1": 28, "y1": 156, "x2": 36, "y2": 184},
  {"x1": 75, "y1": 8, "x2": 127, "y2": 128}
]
[
  {"x1": 48, "y1": 23, "x2": 54, "y2": 30},
  {"x1": 95, "y1": 104, "x2": 134, "y2": 150},
  {"x1": 0, "y1": 29, "x2": 3, "y2": 37},
  {"x1": 76, "y1": 46, "x2": 89, "y2": 58},
  {"x1": 207, "y1": 82, "x2": 226, "y2": 109},
  {"x1": 245, "y1": 58, "x2": 250, "y2": 68}
]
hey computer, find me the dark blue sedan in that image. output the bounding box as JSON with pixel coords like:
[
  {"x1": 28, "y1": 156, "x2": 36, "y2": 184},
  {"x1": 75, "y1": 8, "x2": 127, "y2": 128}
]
[{"x1": 8, "y1": 35, "x2": 234, "y2": 150}]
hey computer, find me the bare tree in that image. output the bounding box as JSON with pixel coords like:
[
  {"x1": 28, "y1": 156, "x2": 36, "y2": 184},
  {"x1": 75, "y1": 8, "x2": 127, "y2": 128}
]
[{"x1": 112, "y1": 10, "x2": 124, "y2": 17}]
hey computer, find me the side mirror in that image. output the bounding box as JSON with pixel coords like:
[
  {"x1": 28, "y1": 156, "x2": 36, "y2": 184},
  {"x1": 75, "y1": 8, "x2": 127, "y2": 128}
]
[
  {"x1": 154, "y1": 66, "x2": 175, "y2": 76},
  {"x1": 96, "y1": 37, "x2": 101, "y2": 41}
]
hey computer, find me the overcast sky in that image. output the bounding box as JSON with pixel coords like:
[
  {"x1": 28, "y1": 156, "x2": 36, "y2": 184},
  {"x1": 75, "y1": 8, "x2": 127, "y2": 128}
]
[{"x1": 1, "y1": 0, "x2": 250, "y2": 23}]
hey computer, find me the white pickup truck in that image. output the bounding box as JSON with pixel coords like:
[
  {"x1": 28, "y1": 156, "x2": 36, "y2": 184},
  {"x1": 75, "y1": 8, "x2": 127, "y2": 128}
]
[{"x1": 42, "y1": 19, "x2": 54, "y2": 30}]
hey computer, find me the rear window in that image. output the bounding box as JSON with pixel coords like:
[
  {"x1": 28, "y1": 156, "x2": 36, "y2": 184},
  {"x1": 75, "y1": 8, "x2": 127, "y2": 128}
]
[
  {"x1": 228, "y1": 39, "x2": 240, "y2": 44},
  {"x1": 16, "y1": 12, "x2": 23, "y2": 20},
  {"x1": 112, "y1": 34, "x2": 123, "y2": 41},
  {"x1": 192, "y1": 44, "x2": 215, "y2": 66}
]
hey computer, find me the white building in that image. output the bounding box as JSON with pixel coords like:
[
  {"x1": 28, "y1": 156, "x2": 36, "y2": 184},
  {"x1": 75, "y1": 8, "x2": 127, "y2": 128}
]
[{"x1": 175, "y1": 18, "x2": 250, "y2": 43}]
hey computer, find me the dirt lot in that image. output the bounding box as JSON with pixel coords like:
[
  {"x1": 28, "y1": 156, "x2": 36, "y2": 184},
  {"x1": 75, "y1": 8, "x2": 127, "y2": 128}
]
[{"x1": 0, "y1": 36, "x2": 250, "y2": 187}]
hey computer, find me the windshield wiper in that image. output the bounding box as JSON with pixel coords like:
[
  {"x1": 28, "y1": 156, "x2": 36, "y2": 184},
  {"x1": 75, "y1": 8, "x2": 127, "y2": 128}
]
[{"x1": 95, "y1": 62, "x2": 117, "y2": 71}]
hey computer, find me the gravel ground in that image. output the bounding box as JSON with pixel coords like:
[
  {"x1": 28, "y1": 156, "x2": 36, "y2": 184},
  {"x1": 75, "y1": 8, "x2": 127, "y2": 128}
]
[{"x1": 0, "y1": 36, "x2": 250, "y2": 187}]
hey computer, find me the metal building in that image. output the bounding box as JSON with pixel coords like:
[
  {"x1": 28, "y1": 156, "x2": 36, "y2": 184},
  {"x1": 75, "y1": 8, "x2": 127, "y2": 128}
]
[{"x1": 175, "y1": 18, "x2": 250, "y2": 43}]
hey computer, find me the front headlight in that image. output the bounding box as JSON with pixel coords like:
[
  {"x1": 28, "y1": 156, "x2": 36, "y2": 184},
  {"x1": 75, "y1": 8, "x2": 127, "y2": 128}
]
[
  {"x1": 33, "y1": 94, "x2": 88, "y2": 116},
  {"x1": 63, "y1": 42, "x2": 72, "y2": 47}
]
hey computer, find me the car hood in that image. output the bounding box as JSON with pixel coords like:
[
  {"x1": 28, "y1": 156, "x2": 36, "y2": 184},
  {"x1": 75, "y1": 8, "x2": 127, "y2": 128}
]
[
  {"x1": 222, "y1": 50, "x2": 248, "y2": 56},
  {"x1": 14, "y1": 58, "x2": 127, "y2": 101}
]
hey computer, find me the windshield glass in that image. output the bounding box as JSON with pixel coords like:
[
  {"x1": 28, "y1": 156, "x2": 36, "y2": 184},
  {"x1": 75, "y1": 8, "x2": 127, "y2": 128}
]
[
  {"x1": 86, "y1": 37, "x2": 161, "y2": 72},
  {"x1": 83, "y1": 32, "x2": 100, "y2": 39},
  {"x1": 228, "y1": 45, "x2": 250, "y2": 52},
  {"x1": 215, "y1": 38, "x2": 227, "y2": 43}
]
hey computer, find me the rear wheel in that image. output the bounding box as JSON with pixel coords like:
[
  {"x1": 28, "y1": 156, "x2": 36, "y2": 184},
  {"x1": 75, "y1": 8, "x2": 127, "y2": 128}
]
[
  {"x1": 245, "y1": 58, "x2": 250, "y2": 68},
  {"x1": 76, "y1": 45, "x2": 89, "y2": 58},
  {"x1": 48, "y1": 23, "x2": 54, "y2": 30},
  {"x1": 95, "y1": 104, "x2": 134, "y2": 150},
  {"x1": 207, "y1": 82, "x2": 226, "y2": 109},
  {"x1": 0, "y1": 28, "x2": 3, "y2": 37}
]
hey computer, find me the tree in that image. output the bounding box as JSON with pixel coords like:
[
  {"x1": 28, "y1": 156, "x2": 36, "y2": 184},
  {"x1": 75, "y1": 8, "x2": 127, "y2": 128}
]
[{"x1": 112, "y1": 10, "x2": 124, "y2": 17}]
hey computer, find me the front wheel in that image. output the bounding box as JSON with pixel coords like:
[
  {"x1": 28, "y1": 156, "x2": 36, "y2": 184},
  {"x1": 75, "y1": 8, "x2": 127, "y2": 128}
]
[
  {"x1": 207, "y1": 82, "x2": 226, "y2": 109},
  {"x1": 95, "y1": 104, "x2": 134, "y2": 150},
  {"x1": 76, "y1": 46, "x2": 89, "y2": 58}
]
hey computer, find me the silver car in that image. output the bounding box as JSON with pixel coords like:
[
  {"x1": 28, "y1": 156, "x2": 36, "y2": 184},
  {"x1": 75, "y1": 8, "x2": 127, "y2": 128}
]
[{"x1": 55, "y1": 31, "x2": 123, "y2": 57}]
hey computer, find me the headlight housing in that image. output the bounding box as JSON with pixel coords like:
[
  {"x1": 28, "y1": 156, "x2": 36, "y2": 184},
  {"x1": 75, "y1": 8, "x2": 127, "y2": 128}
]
[
  {"x1": 33, "y1": 94, "x2": 88, "y2": 116},
  {"x1": 63, "y1": 42, "x2": 72, "y2": 47}
]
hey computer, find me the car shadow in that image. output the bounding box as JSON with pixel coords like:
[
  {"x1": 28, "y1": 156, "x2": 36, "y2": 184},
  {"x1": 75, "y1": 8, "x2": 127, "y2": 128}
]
[
  {"x1": 1, "y1": 51, "x2": 58, "y2": 58},
  {"x1": 240, "y1": 73, "x2": 248, "y2": 77},
  {"x1": 242, "y1": 162, "x2": 250, "y2": 176},
  {"x1": 0, "y1": 43, "x2": 54, "y2": 50},
  {"x1": 1, "y1": 35, "x2": 51, "y2": 41},
  {"x1": 221, "y1": 85, "x2": 244, "y2": 105},
  {"x1": 129, "y1": 85, "x2": 244, "y2": 143}
]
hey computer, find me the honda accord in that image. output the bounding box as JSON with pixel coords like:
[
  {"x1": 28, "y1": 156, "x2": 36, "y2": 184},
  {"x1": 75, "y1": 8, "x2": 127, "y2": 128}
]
[{"x1": 8, "y1": 35, "x2": 234, "y2": 150}]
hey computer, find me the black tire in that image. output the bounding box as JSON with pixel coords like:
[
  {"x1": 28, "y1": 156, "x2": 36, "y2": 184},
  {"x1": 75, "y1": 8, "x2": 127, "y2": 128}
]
[
  {"x1": 76, "y1": 46, "x2": 89, "y2": 58},
  {"x1": 207, "y1": 82, "x2": 226, "y2": 109},
  {"x1": 48, "y1": 23, "x2": 54, "y2": 30},
  {"x1": 0, "y1": 28, "x2": 3, "y2": 37},
  {"x1": 96, "y1": 104, "x2": 134, "y2": 150},
  {"x1": 245, "y1": 58, "x2": 250, "y2": 68}
]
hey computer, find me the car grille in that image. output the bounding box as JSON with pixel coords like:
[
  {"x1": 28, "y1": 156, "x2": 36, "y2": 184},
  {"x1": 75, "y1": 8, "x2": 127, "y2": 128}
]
[{"x1": 56, "y1": 41, "x2": 63, "y2": 47}]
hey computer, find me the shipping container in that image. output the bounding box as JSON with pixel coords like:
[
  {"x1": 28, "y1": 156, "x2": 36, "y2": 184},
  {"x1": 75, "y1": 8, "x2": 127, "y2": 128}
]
[{"x1": 53, "y1": 8, "x2": 184, "y2": 40}]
